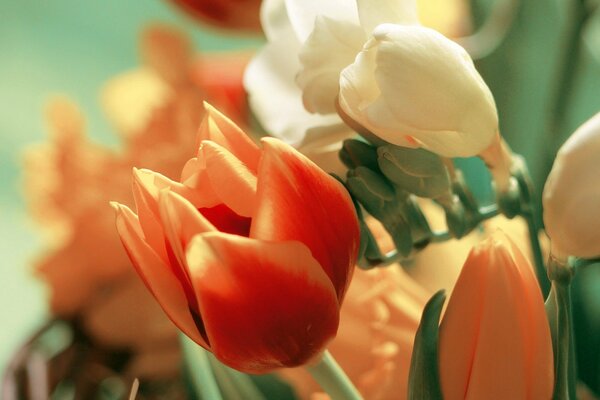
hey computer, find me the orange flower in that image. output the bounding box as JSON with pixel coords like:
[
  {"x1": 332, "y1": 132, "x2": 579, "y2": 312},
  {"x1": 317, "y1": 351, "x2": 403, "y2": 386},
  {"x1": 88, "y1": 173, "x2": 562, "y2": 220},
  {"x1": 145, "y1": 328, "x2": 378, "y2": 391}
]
[
  {"x1": 438, "y1": 232, "x2": 554, "y2": 399},
  {"x1": 167, "y1": 0, "x2": 262, "y2": 31},
  {"x1": 113, "y1": 104, "x2": 360, "y2": 373}
]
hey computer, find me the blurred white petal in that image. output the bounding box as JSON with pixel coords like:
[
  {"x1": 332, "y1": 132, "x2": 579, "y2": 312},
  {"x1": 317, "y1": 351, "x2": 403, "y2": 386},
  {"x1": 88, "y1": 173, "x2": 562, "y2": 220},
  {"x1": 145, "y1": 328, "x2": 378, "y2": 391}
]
[
  {"x1": 284, "y1": 0, "x2": 359, "y2": 42},
  {"x1": 357, "y1": 0, "x2": 419, "y2": 33},
  {"x1": 297, "y1": 15, "x2": 366, "y2": 114}
]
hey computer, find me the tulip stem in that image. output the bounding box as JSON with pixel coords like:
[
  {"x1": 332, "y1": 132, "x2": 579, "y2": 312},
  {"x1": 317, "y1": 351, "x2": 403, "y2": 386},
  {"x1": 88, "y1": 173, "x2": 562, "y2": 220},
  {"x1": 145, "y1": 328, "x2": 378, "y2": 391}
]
[
  {"x1": 512, "y1": 157, "x2": 551, "y2": 297},
  {"x1": 180, "y1": 334, "x2": 224, "y2": 400},
  {"x1": 307, "y1": 351, "x2": 363, "y2": 400},
  {"x1": 546, "y1": 256, "x2": 577, "y2": 400}
]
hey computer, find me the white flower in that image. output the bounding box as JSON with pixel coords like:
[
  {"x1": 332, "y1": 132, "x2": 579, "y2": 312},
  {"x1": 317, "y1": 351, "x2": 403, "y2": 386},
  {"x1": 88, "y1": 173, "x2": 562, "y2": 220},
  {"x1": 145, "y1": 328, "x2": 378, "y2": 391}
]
[
  {"x1": 244, "y1": 0, "x2": 353, "y2": 173},
  {"x1": 338, "y1": 24, "x2": 498, "y2": 157},
  {"x1": 543, "y1": 112, "x2": 600, "y2": 259},
  {"x1": 245, "y1": 0, "x2": 497, "y2": 163}
]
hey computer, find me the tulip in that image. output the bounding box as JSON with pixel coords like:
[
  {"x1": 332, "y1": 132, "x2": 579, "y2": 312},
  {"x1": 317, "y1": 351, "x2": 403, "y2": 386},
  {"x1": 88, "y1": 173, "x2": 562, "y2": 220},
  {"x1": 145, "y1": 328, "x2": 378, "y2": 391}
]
[
  {"x1": 166, "y1": 0, "x2": 262, "y2": 31},
  {"x1": 438, "y1": 232, "x2": 554, "y2": 399},
  {"x1": 112, "y1": 104, "x2": 360, "y2": 373},
  {"x1": 543, "y1": 111, "x2": 600, "y2": 259}
]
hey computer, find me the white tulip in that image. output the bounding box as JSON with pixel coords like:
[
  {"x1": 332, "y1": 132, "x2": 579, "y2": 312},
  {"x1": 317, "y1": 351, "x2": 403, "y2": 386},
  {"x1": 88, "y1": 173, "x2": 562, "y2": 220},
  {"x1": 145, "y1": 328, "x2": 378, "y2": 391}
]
[{"x1": 543, "y1": 112, "x2": 600, "y2": 259}]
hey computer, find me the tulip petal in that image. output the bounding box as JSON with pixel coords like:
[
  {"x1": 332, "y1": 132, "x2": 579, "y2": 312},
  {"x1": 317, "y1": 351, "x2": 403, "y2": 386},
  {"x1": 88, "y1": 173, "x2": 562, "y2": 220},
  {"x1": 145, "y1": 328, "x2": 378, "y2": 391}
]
[
  {"x1": 196, "y1": 103, "x2": 260, "y2": 172},
  {"x1": 133, "y1": 168, "x2": 206, "y2": 262},
  {"x1": 179, "y1": 156, "x2": 221, "y2": 207},
  {"x1": 284, "y1": 0, "x2": 359, "y2": 42},
  {"x1": 297, "y1": 15, "x2": 366, "y2": 115},
  {"x1": 157, "y1": 190, "x2": 216, "y2": 274},
  {"x1": 251, "y1": 138, "x2": 359, "y2": 301},
  {"x1": 132, "y1": 168, "x2": 170, "y2": 262},
  {"x1": 438, "y1": 234, "x2": 553, "y2": 399},
  {"x1": 356, "y1": 0, "x2": 419, "y2": 33},
  {"x1": 113, "y1": 202, "x2": 208, "y2": 348},
  {"x1": 200, "y1": 140, "x2": 257, "y2": 218},
  {"x1": 186, "y1": 232, "x2": 340, "y2": 373}
]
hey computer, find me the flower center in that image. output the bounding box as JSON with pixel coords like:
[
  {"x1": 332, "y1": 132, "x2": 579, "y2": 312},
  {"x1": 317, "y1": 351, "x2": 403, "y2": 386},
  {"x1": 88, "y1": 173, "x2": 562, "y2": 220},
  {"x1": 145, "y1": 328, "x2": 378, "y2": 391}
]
[{"x1": 199, "y1": 203, "x2": 252, "y2": 237}]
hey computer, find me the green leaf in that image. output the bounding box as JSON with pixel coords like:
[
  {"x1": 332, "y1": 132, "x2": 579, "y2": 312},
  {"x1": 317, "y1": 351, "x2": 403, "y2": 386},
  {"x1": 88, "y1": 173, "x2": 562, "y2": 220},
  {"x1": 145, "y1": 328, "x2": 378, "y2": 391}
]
[{"x1": 407, "y1": 290, "x2": 446, "y2": 400}]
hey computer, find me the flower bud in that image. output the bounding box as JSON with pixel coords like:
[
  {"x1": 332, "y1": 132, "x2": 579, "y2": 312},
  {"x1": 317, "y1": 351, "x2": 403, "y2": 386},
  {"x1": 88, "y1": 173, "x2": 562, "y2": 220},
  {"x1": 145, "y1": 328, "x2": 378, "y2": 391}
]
[
  {"x1": 339, "y1": 24, "x2": 498, "y2": 158},
  {"x1": 438, "y1": 232, "x2": 554, "y2": 399},
  {"x1": 543, "y1": 112, "x2": 600, "y2": 259}
]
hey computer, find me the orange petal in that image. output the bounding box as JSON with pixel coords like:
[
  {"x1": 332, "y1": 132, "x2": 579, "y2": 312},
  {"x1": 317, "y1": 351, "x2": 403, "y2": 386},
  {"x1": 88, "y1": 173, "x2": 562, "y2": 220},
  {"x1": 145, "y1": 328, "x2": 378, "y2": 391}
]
[
  {"x1": 157, "y1": 190, "x2": 216, "y2": 273},
  {"x1": 196, "y1": 102, "x2": 260, "y2": 171},
  {"x1": 251, "y1": 138, "x2": 359, "y2": 301},
  {"x1": 438, "y1": 233, "x2": 553, "y2": 399},
  {"x1": 180, "y1": 157, "x2": 221, "y2": 208},
  {"x1": 186, "y1": 232, "x2": 339, "y2": 373},
  {"x1": 112, "y1": 202, "x2": 208, "y2": 348},
  {"x1": 133, "y1": 168, "x2": 209, "y2": 260},
  {"x1": 200, "y1": 140, "x2": 257, "y2": 217}
]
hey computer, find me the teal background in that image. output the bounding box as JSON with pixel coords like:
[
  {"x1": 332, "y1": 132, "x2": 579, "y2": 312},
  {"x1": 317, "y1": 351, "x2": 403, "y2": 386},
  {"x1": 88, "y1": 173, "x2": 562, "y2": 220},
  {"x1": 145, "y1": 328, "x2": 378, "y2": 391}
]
[{"x1": 0, "y1": 0, "x2": 262, "y2": 375}]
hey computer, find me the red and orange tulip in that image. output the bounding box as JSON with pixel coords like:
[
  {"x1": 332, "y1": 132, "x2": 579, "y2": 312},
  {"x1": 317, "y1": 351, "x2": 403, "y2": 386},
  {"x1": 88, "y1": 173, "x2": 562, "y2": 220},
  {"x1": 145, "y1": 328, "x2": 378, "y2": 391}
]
[
  {"x1": 438, "y1": 232, "x2": 554, "y2": 399},
  {"x1": 167, "y1": 0, "x2": 262, "y2": 31},
  {"x1": 112, "y1": 104, "x2": 360, "y2": 373}
]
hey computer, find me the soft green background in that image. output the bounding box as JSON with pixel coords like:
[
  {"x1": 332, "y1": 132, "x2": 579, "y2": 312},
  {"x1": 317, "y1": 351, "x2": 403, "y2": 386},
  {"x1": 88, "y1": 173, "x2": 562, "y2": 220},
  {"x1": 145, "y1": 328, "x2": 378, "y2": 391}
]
[{"x1": 0, "y1": 0, "x2": 261, "y2": 375}]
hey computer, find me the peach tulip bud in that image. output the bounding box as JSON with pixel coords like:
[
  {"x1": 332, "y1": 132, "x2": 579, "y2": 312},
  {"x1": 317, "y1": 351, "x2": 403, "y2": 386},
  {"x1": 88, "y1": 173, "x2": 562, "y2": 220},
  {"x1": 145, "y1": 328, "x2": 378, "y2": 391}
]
[
  {"x1": 438, "y1": 232, "x2": 553, "y2": 399},
  {"x1": 167, "y1": 0, "x2": 262, "y2": 31},
  {"x1": 339, "y1": 24, "x2": 498, "y2": 158},
  {"x1": 543, "y1": 112, "x2": 600, "y2": 259},
  {"x1": 113, "y1": 104, "x2": 360, "y2": 373}
]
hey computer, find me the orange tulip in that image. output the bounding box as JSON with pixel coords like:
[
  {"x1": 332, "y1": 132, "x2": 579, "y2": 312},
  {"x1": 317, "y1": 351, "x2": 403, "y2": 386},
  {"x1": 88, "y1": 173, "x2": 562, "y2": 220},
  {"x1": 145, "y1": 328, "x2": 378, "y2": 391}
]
[
  {"x1": 167, "y1": 0, "x2": 262, "y2": 31},
  {"x1": 438, "y1": 232, "x2": 554, "y2": 399},
  {"x1": 112, "y1": 104, "x2": 360, "y2": 373}
]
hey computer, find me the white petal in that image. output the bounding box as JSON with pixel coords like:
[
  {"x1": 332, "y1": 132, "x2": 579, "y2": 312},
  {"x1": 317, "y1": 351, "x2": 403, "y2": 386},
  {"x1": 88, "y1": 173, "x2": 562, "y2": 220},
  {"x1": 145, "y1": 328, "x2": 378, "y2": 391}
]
[
  {"x1": 261, "y1": 0, "x2": 293, "y2": 41},
  {"x1": 244, "y1": 34, "x2": 345, "y2": 146},
  {"x1": 284, "y1": 0, "x2": 360, "y2": 42},
  {"x1": 340, "y1": 24, "x2": 498, "y2": 157},
  {"x1": 297, "y1": 16, "x2": 366, "y2": 115},
  {"x1": 356, "y1": 0, "x2": 419, "y2": 33},
  {"x1": 543, "y1": 112, "x2": 600, "y2": 258}
]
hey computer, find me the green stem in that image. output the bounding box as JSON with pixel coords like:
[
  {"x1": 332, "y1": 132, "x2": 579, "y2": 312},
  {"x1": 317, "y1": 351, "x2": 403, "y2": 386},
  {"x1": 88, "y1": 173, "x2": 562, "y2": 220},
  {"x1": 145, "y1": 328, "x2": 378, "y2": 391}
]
[
  {"x1": 522, "y1": 209, "x2": 550, "y2": 296},
  {"x1": 546, "y1": 256, "x2": 577, "y2": 399},
  {"x1": 180, "y1": 334, "x2": 223, "y2": 400},
  {"x1": 307, "y1": 351, "x2": 363, "y2": 400}
]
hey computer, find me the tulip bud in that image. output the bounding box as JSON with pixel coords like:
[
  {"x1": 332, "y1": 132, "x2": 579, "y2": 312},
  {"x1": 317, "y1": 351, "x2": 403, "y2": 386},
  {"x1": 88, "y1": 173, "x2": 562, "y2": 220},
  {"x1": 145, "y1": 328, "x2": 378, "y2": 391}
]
[
  {"x1": 438, "y1": 232, "x2": 554, "y2": 399},
  {"x1": 339, "y1": 24, "x2": 498, "y2": 158},
  {"x1": 543, "y1": 112, "x2": 600, "y2": 259}
]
